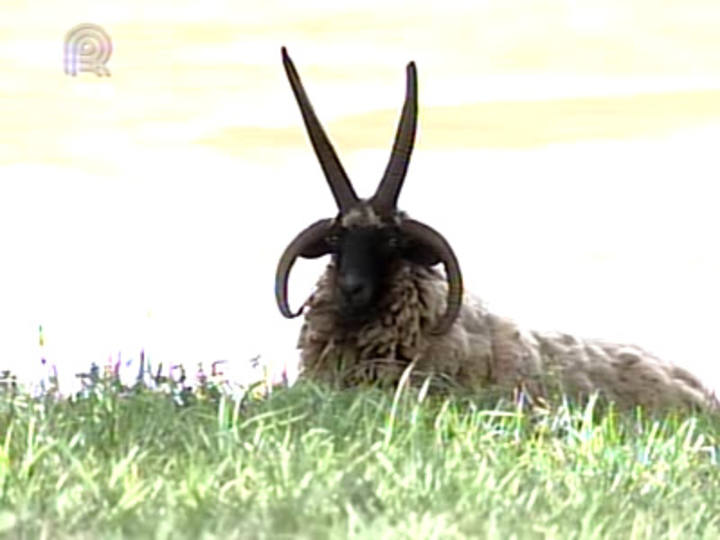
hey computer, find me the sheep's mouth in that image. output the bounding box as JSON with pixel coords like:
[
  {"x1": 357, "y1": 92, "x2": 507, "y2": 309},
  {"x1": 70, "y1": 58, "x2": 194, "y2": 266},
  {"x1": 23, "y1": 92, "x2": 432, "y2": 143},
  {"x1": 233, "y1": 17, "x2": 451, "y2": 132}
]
[
  {"x1": 338, "y1": 304, "x2": 372, "y2": 324},
  {"x1": 335, "y1": 279, "x2": 391, "y2": 326},
  {"x1": 336, "y1": 299, "x2": 380, "y2": 328}
]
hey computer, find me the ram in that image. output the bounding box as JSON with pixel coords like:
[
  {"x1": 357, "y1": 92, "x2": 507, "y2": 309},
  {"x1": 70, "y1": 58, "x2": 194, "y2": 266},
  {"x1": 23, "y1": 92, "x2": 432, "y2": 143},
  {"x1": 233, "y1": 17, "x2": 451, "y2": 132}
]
[{"x1": 274, "y1": 47, "x2": 719, "y2": 411}]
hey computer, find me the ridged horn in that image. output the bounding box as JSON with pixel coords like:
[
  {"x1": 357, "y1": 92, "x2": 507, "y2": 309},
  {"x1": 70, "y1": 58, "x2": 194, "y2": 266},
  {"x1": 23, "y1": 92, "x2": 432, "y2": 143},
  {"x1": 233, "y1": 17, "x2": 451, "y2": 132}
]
[
  {"x1": 371, "y1": 61, "x2": 418, "y2": 216},
  {"x1": 399, "y1": 218, "x2": 463, "y2": 334},
  {"x1": 275, "y1": 218, "x2": 334, "y2": 318},
  {"x1": 282, "y1": 47, "x2": 358, "y2": 213}
]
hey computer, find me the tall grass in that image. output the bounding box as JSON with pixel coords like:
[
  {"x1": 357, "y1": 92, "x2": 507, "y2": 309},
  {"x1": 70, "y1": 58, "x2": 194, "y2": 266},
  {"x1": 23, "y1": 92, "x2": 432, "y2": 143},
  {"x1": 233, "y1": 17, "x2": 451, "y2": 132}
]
[{"x1": 0, "y1": 377, "x2": 718, "y2": 539}]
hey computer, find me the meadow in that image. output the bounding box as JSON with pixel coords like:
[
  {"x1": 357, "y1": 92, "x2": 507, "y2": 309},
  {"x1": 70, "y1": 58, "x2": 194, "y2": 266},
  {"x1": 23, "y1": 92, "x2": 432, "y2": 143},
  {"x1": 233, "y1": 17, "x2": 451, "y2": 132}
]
[{"x1": 0, "y1": 371, "x2": 718, "y2": 539}]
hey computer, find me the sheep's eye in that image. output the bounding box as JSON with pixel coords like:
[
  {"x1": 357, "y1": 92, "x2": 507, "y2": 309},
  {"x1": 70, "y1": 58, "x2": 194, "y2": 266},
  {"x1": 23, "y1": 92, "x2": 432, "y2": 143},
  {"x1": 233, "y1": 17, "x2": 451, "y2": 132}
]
[
  {"x1": 385, "y1": 235, "x2": 400, "y2": 250},
  {"x1": 325, "y1": 233, "x2": 340, "y2": 247}
]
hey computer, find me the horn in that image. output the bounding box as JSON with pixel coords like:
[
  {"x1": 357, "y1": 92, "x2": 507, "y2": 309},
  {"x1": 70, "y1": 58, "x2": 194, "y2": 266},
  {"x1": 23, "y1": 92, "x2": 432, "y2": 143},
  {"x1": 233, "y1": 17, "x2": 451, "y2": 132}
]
[
  {"x1": 282, "y1": 47, "x2": 358, "y2": 213},
  {"x1": 399, "y1": 219, "x2": 463, "y2": 334},
  {"x1": 275, "y1": 218, "x2": 334, "y2": 318},
  {"x1": 371, "y1": 61, "x2": 418, "y2": 215}
]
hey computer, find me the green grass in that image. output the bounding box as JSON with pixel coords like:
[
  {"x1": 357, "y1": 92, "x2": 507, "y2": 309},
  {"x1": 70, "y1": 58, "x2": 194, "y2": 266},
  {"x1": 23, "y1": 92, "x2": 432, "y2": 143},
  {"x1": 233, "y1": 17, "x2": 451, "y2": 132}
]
[{"x1": 0, "y1": 378, "x2": 719, "y2": 539}]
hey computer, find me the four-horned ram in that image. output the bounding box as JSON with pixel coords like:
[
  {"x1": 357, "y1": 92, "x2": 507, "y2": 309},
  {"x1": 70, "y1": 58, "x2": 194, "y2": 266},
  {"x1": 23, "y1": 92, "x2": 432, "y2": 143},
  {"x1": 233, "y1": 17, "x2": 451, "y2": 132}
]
[{"x1": 274, "y1": 47, "x2": 719, "y2": 412}]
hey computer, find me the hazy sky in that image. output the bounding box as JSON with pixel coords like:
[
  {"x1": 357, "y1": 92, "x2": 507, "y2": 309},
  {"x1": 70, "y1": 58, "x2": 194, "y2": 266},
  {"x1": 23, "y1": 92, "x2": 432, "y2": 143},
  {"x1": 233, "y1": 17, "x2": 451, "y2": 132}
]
[{"x1": 1, "y1": 0, "x2": 720, "y2": 392}]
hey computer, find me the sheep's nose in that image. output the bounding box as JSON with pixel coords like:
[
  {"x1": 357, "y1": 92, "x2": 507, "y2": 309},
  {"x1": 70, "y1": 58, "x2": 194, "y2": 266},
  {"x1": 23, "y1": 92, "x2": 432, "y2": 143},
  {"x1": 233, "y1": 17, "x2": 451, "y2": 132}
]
[{"x1": 339, "y1": 274, "x2": 370, "y2": 304}]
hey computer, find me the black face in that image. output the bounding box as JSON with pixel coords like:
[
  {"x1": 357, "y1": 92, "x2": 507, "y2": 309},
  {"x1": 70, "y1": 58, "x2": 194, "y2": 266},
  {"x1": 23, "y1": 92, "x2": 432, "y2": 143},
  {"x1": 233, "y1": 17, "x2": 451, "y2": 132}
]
[
  {"x1": 296, "y1": 221, "x2": 441, "y2": 324},
  {"x1": 330, "y1": 227, "x2": 403, "y2": 323}
]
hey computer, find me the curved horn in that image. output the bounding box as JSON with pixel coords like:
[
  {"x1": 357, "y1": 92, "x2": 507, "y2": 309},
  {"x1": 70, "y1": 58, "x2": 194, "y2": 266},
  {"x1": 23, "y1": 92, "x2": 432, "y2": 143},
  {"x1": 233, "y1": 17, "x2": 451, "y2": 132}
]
[
  {"x1": 275, "y1": 218, "x2": 334, "y2": 318},
  {"x1": 371, "y1": 61, "x2": 418, "y2": 215},
  {"x1": 282, "y1": 47, "x2": 358, "y2": 213},
  {"x1": 399, "y1": 219, "x2": 463, "y2": 334}
]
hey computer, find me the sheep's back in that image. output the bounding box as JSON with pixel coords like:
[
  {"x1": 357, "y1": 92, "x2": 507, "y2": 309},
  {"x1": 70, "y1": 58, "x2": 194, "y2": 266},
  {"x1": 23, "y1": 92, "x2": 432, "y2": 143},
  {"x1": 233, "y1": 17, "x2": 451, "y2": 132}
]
[
  {"x1": 297, "y1": 263, "x2": 719, "y2": 411},
  {"x1": 529, "y1": 331, "x2": 720, "y2": 411}
]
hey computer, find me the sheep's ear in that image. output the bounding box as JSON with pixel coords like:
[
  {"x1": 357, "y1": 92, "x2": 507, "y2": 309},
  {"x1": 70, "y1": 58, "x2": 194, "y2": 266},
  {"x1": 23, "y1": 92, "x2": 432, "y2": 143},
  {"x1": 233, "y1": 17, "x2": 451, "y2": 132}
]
[
  {"x1": 299, "y1": 239, "x2": 333, "y2": 259},
  {"x1": 401, "y1": 240, "x2": 442, "y2": 267}
]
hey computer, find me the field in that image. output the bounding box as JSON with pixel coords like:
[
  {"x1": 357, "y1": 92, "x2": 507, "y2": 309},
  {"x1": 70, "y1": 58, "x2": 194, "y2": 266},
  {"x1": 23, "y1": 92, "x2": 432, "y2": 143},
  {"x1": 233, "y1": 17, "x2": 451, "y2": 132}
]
[{"x1": 1, "y1": 376, "x2": 718, "y2": 539}]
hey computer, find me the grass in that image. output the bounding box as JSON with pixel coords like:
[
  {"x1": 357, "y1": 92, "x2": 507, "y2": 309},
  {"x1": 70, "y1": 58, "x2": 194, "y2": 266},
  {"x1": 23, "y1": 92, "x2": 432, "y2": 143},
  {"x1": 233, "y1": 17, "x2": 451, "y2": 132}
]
[{"x1": 0, "y1": 375, "x2": 719, "y2": 539}]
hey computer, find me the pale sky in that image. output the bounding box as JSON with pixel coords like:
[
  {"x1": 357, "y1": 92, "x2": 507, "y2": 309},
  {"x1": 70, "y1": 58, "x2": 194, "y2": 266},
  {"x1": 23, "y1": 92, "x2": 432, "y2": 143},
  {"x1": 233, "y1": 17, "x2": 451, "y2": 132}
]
[{"x1": 1, "y1": 0, "x2": 720, "y2": 394}]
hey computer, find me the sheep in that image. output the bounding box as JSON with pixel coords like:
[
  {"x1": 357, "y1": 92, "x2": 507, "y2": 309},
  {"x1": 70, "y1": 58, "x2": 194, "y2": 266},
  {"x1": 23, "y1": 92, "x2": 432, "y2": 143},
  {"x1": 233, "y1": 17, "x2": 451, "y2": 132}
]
[{"x1": 274, "y1": 47, "x2": 720, "y2": 412}]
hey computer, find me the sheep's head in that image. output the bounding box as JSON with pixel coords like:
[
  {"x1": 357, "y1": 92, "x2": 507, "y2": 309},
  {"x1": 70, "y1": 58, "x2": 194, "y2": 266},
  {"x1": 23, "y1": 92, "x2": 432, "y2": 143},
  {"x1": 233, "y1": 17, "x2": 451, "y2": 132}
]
[{"x1": 275, "y1": 47, "x2": 463, "y2": 334}]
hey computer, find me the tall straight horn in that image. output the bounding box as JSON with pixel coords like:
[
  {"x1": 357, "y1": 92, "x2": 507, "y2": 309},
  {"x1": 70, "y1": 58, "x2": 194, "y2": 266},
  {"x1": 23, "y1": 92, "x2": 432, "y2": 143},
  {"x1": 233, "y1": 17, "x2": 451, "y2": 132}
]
[
  {"x1": 282, "y1": 47, "x2": 358, "y2": 212},
  {"x1": 371, "y1": 61, "x2": 418, "y2": 216}
]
